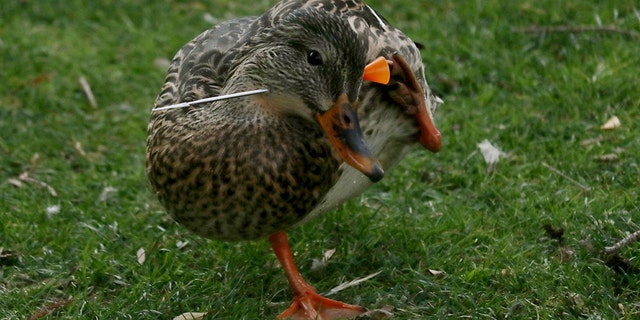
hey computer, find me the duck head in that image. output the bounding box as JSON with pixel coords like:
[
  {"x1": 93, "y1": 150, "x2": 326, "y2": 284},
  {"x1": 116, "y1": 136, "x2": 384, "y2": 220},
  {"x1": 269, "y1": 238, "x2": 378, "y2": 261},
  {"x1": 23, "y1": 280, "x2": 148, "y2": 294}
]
[{"x1": 233, "y1": 8, "x2": 387, "y2": 182}]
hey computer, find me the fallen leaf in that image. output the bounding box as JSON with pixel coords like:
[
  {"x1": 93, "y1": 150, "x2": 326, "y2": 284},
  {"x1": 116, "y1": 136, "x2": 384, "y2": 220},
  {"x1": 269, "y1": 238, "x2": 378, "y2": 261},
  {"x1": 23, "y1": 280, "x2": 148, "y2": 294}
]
[
  {"x1": 173, "y1": 312, "x2": 208, "y2": 320},
  {"x1": 136, "y1": 247, "x2": 146, "y2": 265},
  {"x1": 46, "y1": 205, "x2": 61, "y2": 218},
  {"x1": 618, "y1": 303, "x2": 625, "y2": 315},
  {"x1": 311, "y1": 248, "x2": 336, "y2": 271},
  {"x1": 600, "y1": 115, "x2": 621, "y2": 130},
  {"x1": 428, "y1": 269, "x2": 446, "y2": 277},
  {"x1": 477, "y1": 139, "x2": 505, "y2": 172},
  {"x1": 323, "y1": 248, "x2": 336, "y2": 261}
]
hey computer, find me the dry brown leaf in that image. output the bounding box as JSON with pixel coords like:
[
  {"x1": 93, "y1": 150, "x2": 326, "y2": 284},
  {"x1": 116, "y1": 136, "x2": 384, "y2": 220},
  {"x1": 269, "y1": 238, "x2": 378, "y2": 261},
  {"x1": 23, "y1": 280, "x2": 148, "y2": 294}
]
[
  {"x1": 600, "y1": 115, "x2": 621, "y2": 130},
  {"x1": 136, "y1": 247, "x2": 146, "y2": 265},
  {"x1": 618, "y1": 303, "x2": 625, "y2": 315},
  {"x1": 428, "y1": 269, "x2": 446, "y2": 277},
  {"x1": 323, "y1": 248, "x2": 336, "y2": 261},
  {"x1": 311, "y1": 248, "x2": 336, "y2": 271}
]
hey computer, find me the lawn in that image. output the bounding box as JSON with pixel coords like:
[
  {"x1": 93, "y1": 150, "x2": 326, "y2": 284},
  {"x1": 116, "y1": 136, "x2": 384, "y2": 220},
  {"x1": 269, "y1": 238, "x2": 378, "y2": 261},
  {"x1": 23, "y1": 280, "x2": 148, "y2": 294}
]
[{"x1": 1, "y1": 0, "x2": 639, "y2": 319}]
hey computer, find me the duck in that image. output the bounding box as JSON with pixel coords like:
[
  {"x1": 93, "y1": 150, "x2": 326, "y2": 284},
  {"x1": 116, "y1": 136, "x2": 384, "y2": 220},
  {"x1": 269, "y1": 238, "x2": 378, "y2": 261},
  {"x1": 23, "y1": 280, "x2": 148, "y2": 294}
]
[{"x1": 146, "y1": 1, "x2": 441, "y2": 320}]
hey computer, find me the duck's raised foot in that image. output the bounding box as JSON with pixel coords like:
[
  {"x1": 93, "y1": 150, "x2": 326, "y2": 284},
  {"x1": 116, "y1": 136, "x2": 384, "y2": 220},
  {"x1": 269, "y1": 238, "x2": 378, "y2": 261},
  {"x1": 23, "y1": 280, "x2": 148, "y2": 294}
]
[
  {"x1": 270, "y1": 231, "x2": 366, "y2": 320},
  {"x1": 277, "y1": 289, "x2": 365, "y2": 320}
]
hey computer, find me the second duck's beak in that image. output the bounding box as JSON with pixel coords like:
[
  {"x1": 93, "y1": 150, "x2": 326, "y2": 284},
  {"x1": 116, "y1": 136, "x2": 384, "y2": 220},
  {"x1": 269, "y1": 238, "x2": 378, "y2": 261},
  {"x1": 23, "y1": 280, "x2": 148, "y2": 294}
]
[{"x1": 315, "y1": 93, "x2": 384, "y2": 182}]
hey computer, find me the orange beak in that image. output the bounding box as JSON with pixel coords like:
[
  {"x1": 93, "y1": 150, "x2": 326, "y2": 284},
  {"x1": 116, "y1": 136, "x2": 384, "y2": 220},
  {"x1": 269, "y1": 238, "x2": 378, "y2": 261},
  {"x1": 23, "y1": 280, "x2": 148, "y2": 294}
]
[
  {"x1": 315, "y1": 93, "x2": 384, "y2": 182},
  {"x1": 363, "y1": 56, "x2": 391, "y2": 85}
]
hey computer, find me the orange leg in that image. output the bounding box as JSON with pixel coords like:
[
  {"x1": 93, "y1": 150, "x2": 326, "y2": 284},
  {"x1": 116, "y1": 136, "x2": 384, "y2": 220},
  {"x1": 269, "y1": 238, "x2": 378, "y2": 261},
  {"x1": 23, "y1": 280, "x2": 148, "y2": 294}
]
[{"x1": 269, "y1": 231, "x2": 366, "y2": 320}]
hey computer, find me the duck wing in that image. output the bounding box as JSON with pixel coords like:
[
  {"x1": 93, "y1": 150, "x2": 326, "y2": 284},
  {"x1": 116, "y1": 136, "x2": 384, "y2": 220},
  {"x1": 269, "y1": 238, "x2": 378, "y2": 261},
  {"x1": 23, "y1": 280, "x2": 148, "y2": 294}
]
[{"x1": 154, "y1": 16, "x2": 261, "y2": 108}]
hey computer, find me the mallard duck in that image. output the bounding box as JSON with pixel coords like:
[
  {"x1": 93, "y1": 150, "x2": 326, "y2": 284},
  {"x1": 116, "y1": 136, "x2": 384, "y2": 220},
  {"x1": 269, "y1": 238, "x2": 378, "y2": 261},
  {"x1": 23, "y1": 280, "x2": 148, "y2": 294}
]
[{"x1": 146, "y1": 1, "x2": 441, "y2": 319}]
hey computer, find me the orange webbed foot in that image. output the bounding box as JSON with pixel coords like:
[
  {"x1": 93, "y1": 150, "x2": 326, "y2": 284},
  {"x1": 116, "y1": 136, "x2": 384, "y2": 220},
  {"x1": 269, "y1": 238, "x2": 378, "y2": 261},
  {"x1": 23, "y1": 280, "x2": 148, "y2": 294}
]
[
  {"x1": 270, "y1": 231, "x2": 366, "y2": 320},
  {"x1": 276, "y1": 289, "x2": 365, "y2": 320}
]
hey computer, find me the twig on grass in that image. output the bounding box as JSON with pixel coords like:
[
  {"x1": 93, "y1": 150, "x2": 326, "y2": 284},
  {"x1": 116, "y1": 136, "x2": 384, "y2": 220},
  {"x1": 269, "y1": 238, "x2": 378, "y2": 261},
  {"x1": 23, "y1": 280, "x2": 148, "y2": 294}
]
[
  {"x1": 604, "y1": 230, "x2": 640, "y2": 256},
  {"x1": 542, "y1": 162, "x2": 590, "y2": 192},
  {"x1": 512, "y1": 25, "x2": 640, "y2": 40},
  {"x1": 324, "y1": 271, "x2": 382, "y2": 296},
  {"x1": 79, "y1": 76, "x2": 98, "y2": 109},
  {"x1": 599, "y1": 230, "x2": 640, "y2": 275}
]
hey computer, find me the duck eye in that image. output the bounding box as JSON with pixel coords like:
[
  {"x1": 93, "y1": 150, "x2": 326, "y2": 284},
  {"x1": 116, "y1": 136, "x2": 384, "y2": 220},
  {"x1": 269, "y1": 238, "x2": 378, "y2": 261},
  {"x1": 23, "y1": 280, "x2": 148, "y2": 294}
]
[{"x1": 307, "y1": 50, "x2": 323, "y2": 66}]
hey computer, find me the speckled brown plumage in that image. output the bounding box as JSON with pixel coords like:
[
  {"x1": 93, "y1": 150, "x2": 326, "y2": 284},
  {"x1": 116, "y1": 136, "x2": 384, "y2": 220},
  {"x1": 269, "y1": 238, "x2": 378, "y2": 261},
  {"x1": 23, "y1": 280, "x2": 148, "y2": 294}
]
[
  {"x1": 148, "y1": 108, "x2": 339, "y2": 240},
  {"x1": 146, "y1": 1, "x2": 441, "y2": 318},
  {"x1": 146, "y1": 7, "x2": 372, "y2": 241}
]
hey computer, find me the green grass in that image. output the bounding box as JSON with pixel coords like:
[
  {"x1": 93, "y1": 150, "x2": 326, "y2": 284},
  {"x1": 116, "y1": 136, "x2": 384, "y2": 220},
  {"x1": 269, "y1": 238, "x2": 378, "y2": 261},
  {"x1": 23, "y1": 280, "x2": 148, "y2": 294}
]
[{"x1": 1, "y1": 0, "x2": 639, "y2": 319}]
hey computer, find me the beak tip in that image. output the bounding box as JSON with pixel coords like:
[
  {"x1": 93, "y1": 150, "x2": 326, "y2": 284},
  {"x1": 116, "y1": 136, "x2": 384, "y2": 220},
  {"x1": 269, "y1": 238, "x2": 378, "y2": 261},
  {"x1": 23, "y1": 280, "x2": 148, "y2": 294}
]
[
  {"x1": 367, "y1": 163, "x2": 385, "y2": 183},
  {"x1": 421, "y1": 133, "x2": 442, "y2": 153}
]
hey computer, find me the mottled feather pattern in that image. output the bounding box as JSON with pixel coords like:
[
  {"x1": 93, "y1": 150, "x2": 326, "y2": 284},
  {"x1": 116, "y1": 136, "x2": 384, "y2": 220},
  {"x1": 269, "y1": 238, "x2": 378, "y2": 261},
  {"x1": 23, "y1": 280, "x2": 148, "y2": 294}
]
[
  {"x1": 145, "y1": 3, "x2": 441, "y2": 318},
  {"x1": 269, "y1": 0, "x2": 439, "y2": 153},
  {"x1": 147, "y1": 0, "x2": 440, "y2": 238},
  {"x1": 147, "y1": 6, "x2": 375, "y2": 240},
  {"x1": 148, "y1": 109, "x2": 338, "y2": 240}
]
